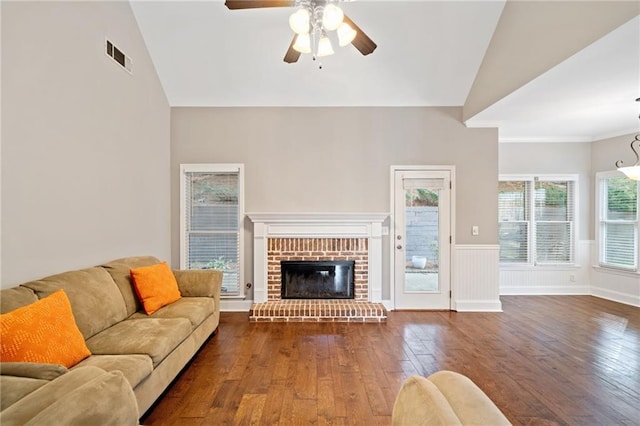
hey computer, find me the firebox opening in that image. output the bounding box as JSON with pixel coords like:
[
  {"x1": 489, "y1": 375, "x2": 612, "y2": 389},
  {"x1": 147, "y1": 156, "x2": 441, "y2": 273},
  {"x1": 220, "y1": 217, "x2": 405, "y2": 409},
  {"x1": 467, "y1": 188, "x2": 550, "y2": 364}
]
[{"x1": 281, "y1": 260, "x2": 355, "y2": 299}]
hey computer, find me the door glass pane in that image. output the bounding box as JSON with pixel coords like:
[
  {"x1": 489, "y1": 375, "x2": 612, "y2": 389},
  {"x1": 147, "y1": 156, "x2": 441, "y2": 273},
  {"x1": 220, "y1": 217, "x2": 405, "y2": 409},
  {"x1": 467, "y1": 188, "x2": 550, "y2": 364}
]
[{"x1": 404, "y1": 187, "x2": 440, "y2": 292}]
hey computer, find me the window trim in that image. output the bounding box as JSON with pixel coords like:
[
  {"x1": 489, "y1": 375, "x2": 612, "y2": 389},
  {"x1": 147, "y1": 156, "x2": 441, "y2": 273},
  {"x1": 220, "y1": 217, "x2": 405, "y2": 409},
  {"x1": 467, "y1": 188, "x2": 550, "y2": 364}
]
[
  {"x1": 499, "y1": 174, "x2": 579, "y2": 267},
  {"x1": 180, "y1": 163, "x2": 245, "y2": 298},
  {"x1": 595, "y1": 170, "x2": 639, "y2": 272}
]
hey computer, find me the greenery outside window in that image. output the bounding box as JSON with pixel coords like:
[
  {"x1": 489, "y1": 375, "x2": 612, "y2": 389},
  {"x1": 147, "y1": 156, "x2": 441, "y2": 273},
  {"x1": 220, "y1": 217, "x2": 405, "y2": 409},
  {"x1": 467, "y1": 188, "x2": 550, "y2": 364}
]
[
  {"x1": 180, "y1": 164, "x2": 244, "y2": 297},
  {"x1": 597, "y1": 172, "x2": 638, "y2": 271},
  {"x1": 499, "y1": 175, "x2": 577, "y2": 265}
]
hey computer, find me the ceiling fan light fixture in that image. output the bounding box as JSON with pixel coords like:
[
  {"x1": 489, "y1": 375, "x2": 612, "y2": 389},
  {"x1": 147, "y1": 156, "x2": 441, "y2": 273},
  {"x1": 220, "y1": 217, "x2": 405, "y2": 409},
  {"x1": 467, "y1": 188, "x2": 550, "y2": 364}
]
[
  {"x1": 293, "y1": 33, "x2": 311, "y2": 53},
  {"x1": 317, "y1": 33, "x2": 334, "y2": 57},
  {"x1": 322, "y1": 3, "x2": 344, "y2": 31},
  {"x1": 289, "y1": 8, "x2": 310, "y2": 34},
  {"x1": 616, "y1": 98, "x2": 640, "y2": 180},
  {"x1": 618, "y1": 164, "x2": 640, "y2": 180},
  {"x1": 337, "y1": 22, "x2": 356, "y2": 46}
]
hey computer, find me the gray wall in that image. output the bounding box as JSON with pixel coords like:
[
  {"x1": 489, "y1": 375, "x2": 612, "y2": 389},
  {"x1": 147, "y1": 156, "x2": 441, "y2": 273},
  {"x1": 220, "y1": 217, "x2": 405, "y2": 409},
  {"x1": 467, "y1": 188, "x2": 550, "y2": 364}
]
[
  {"x1": 499, "y1": 142, "x2": 592, "y2": 240},
  {"x1": 171, "y1": 107, "x2": 499, "y2": 299},
  {"x1": 592, "y1": 133, "x2": 637, "y2": 173},
  {"x1": 1, "y1": 1, "x2": 171, "y2": 288}
]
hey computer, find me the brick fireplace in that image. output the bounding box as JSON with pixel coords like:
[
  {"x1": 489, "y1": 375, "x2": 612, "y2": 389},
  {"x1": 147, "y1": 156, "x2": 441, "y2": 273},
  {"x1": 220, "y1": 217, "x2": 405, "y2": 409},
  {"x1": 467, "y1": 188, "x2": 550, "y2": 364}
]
[
  {"x1": 267, "y1": 237, "x2": 368, "y2": 301},
  {"x1": 247, "y1": 213, "x2": 388, "y2": 321}
]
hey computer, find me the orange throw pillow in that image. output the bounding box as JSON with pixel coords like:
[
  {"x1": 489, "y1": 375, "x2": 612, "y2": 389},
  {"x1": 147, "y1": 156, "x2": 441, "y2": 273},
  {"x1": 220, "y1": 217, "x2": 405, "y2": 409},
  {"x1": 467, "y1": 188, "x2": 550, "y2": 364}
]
[
  {"x1": 130, "y1": 261, "x2": 182, "y2": 314},
  {"x1": 0, "y1": 289, "x2": 91, "y2": 368}
]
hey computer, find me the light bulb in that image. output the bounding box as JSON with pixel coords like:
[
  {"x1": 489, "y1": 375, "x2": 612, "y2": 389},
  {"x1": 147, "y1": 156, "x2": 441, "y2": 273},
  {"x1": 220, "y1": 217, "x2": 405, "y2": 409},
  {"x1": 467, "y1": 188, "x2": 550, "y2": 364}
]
[
  {"x1": 322, "y1": 3, "x2": 344, "y2": 31},
  {"x1": 293, "y1": 33, "x2": 311, "y2": 54},
  {"x1": 317, "y1": 34, "x2": 334, "y2": 57},
  {"x1": 289, "y1": 8, "x2": 310, "y2": 35},
  {"x1": 337, "y1": 22, "x2": 356, "y2": 46}
]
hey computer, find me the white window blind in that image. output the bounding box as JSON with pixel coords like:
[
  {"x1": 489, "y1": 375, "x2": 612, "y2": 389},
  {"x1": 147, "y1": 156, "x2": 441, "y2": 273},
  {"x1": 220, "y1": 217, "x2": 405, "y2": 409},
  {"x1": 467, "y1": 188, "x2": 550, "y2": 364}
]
[
  {"x1": 534, "y1": 180, "x2": 575, "y2": 264},
  {"x1": 498, "y1": 181, "x2": 530, "y2": 263},
  {"x1": 181, "y1": 165, "x2": 244, "y2": 297},
  {"x1": 499, "y1": 176, "x2": 577, "y2": 265},
  {"x1": 599, "y1": 175, "x2": 638, "y2": 270}
]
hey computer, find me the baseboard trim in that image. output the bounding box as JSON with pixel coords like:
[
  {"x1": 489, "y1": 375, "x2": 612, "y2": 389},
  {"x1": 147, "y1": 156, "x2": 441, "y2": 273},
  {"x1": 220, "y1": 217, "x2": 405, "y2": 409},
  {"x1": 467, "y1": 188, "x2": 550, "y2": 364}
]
[
  {"x1": 591, "y1": 287, "x2": 640, "y2": 308},
  {"x1": 454, "y1": 299, "x2": 503, "y2": 312},
  {"x1": 501, "y1": 285, "x2": 590, "y2": 295},
  {"x1": 221, "y1": 299, "x2": 253, "y2": 312}
]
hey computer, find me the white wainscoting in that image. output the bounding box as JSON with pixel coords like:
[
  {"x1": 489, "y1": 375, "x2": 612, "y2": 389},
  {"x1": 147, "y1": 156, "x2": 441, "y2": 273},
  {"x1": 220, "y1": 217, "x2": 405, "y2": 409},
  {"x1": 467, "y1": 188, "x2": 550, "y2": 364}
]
[
  {"x1": 454, "y1": 245, "x2": 502, "y2": 312},
  {"x1": 590, "y1": 241, "x2": 640, "y2": 307},
  {"x1": 500, "y1": 240, "x2": 591, "y2": 295}
]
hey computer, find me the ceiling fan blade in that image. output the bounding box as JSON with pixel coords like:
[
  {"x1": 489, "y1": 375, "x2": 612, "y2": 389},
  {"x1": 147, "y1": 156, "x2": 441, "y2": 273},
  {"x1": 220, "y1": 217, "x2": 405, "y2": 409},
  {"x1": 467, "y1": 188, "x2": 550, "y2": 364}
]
[
  {"x1": 225, "y1": 0, "x2": 295, "y2": 10},
  {"x1": 343, "y1": 14, "x2": 377, "y2": 56},
  {"x1": 283, "y1": 35, "x2": 301, "y2": 63}
]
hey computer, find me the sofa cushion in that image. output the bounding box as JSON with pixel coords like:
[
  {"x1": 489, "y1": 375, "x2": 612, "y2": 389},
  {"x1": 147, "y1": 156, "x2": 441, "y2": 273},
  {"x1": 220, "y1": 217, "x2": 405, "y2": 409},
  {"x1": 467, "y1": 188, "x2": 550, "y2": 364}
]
[
  {"x1": 0, "y1": 290, "x2": 91, "y2": 368},
  {"x1": 85, "y1": 317, "x2": 192, "y2": 367},
  {"x1": 101, "y1": 256, "x2": 162, "y2": 317},
  {"x1": 0, "y1": 363, "x2": 68, "y2": 381},
  {"x1": 0, "y1": 287, "x2": 38, "y2": 314},
  {"x1": 0, "y1": 376, "x2": 49, "y2": 411},
  {"x1": 20, "y1": 267, "x2": 127, "y2": 340},
  {"x1": 75, "y1": 354, "x2": 153, "y2": 389},
  {"x1": 0, "y1": 366, "x2": 138, "y2": 426},
  {"x1": 128, "y1": 297, "x2": 214, "y2": 328},
  {"x1": 130, "y1": 262, "x2": 182, "y2": 315}
]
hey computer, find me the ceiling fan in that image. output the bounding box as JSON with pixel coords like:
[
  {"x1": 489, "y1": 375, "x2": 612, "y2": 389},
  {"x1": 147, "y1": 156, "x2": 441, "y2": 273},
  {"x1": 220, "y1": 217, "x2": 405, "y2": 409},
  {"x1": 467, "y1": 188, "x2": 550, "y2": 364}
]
[{"x1": 224, "y1": 0, "x2": 377, "y2": 64}]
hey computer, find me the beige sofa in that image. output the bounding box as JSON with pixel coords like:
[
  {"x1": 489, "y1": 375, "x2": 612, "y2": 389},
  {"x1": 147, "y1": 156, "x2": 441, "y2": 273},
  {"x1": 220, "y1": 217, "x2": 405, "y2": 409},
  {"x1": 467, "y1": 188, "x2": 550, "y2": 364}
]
[
  {"x1": 0, "y1": 256, "x2": 222, "y2": 425},
  {"x1": 392, "y1": 371, "x2": 512, "y2": 425}
]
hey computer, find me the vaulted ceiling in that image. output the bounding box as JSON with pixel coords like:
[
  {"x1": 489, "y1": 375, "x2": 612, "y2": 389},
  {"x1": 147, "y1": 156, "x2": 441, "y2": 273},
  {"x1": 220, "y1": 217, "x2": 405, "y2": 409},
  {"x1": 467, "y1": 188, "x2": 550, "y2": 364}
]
[{"x1": 131, "y1": 1, "x2": 640, "y2": 142}]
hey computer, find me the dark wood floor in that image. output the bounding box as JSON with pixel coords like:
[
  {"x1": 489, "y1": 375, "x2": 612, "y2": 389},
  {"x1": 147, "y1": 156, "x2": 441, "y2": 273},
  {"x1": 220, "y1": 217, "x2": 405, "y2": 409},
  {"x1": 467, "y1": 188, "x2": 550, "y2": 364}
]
[{"x1": 142, "y1": 296, "x2": 640, "y2": 425}]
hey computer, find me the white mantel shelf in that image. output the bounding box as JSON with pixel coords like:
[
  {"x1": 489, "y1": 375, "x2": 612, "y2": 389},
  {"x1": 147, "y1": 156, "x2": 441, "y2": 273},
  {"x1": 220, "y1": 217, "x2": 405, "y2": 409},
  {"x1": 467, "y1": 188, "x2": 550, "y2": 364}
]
[
  {"x1": 247, "y1": 212, "x2": 388, "y2": 223},
  {"x1": 247, "y1": 212, "x2": 389, "y2": 303}
]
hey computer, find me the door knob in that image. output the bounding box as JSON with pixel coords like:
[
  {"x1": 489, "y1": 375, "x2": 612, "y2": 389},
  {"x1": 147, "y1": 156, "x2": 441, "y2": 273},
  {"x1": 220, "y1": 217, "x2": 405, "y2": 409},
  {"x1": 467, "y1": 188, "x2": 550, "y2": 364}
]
[{"x1": 397, "y1": 244, "x2": 402, "y2": 250}]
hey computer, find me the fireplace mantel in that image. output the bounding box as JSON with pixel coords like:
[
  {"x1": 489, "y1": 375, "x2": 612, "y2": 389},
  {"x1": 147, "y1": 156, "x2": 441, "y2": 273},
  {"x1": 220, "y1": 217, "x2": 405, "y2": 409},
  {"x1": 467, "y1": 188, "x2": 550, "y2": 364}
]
[{"x1": 247, "y1": 212, "x2": 388, "y2": 303}]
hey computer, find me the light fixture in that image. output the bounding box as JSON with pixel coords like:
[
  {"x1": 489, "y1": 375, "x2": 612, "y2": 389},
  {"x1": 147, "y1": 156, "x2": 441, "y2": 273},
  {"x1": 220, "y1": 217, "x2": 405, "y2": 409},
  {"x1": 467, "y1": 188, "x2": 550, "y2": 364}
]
[
  {"x1": 616, "y1": 97, "x2": 640, "y2": 180},
  {"x1": 293, "y1": 33, "x2": 311, "y2": 53},
  {"x1": 322, "y1": 3, "x2": 344, "y2": 31},
  {"x1": 289, "y1": 8, "x2": 310, "y2": 35},
  {"x1": 317, "y1": 32, "x2": 334, "y2": 57},
  {"x1": 287, "y1": 0, "x2": 357, "y2": 62},
  {"x1": 337, "y1": 22, "x2": 356, "y2": 46}
]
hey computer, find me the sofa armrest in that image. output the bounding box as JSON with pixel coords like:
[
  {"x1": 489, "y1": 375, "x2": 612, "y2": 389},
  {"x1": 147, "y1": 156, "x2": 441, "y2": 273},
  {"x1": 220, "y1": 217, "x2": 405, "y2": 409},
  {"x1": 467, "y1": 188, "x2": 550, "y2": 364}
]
[
  {"x1": 172, "y1": 269, "x2": 222, "y2": 299},
  {"x1": 0, "y1": 366, "x2": 138, "y2": 426},
  {"x1": 427, "y1": 371, "x2": 511, "y2": 426},
  {"x1": 0, "y1": 363, "x2": 68, "y2": 381}
]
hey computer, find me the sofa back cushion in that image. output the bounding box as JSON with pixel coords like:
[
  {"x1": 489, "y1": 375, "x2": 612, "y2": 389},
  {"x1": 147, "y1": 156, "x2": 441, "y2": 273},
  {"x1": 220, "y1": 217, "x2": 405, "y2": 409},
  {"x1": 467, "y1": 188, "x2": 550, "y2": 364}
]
[
  {"x1": 101, "y1": 256, "x2": 161, "y2": 317},
  {"x1": 0, "y1": 286, "x2": 38, "y2": 314},
  {"x1": 20, "y1": 267, "x2": 128, "y2": 340}
]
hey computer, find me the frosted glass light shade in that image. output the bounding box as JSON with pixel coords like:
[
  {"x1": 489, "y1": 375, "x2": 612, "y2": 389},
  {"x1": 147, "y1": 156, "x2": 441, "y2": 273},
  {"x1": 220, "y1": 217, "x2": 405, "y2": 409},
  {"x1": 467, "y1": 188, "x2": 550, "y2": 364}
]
[
  {"x1": 289, "y1": 8, "x2": 310, "y2": 34},
  {"x1": 293, "y1": 33, "x2": 311, "y2": 53},
  {"x1": 618, "y1": 165, "x2": 640, "y2": 180},
  {"x1": 322, "y1": 4, "x2": 344, "y2": 31},
  {"x1": 317, "y1": 35, "x2": 334, "y2": 57},
  {"x1": 337, "y1": 22, "x2": 356, "y2": 46}
]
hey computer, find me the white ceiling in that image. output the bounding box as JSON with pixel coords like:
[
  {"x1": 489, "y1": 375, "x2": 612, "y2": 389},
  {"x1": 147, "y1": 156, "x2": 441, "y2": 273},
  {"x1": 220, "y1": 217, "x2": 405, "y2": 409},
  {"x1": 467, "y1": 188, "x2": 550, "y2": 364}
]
[{"x1": 130, "y1": 0, "x2": 640, "y2": 142}]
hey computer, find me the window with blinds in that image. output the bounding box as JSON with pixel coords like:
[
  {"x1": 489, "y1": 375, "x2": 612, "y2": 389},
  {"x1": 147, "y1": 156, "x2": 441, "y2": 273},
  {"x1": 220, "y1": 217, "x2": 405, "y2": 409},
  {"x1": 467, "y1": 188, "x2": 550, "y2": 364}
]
[
  {"x1": 499, "y1": 176, "x2": 577, "y2": 265},
  {"x1": 535, "y1": 180, "x2": 575, "y2": 264},
  {"x1": 598, "y1": 175, "x2": 638, "y2": 270},
  {"x1": 180, "y1": 164, "x2": 244, "y2": 297},
  {"x1": 498, "y1": 181, "x2": 530, "y2": 263}
]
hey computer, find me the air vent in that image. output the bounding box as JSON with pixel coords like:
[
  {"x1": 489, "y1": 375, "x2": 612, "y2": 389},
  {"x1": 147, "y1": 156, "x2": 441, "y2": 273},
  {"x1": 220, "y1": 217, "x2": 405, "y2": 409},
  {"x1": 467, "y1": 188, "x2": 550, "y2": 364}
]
[{"x1": 105, "y1": 39, "x2": 132, "y2": 73}]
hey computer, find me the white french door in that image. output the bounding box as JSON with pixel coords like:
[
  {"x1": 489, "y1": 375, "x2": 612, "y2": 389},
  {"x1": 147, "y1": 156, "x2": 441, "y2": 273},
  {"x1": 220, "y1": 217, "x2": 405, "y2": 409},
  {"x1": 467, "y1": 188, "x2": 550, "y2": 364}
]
[{"x1": 392, "y1": 168, "x2": 452, "y2": 310}]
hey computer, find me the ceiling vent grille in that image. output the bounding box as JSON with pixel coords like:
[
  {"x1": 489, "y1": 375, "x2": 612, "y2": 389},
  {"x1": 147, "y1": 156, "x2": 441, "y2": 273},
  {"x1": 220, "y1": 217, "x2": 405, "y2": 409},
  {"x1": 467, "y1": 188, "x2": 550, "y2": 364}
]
[{"x1": 105, "y1": 39, "x2": 132, "y2": 73}]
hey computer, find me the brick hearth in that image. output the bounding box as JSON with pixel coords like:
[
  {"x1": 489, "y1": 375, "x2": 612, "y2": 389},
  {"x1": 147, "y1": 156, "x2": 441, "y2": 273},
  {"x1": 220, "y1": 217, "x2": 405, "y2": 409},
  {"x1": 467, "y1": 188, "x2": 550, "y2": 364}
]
[{"x1": 249, "y1": 300, "x2": 387, "y2": 322}]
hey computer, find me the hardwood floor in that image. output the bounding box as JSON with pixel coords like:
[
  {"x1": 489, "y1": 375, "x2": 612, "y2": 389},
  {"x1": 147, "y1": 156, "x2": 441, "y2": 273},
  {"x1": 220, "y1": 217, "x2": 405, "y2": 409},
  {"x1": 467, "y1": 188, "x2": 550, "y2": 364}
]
[{"x1": 142, "y1": 296, "x2": 640, "y2": 425}]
